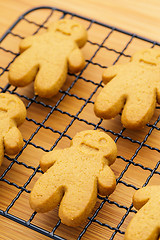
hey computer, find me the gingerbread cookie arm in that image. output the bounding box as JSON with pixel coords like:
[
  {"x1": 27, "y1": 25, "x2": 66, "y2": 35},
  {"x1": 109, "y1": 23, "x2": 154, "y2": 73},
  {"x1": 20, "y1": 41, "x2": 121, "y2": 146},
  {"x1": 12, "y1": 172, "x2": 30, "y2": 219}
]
[
  {"x1": 9, "y1": 49, "x2": 39, "y2": 87},
  {"x1": 19, "y1": 35, "x2": 37, "y2": 52},
  {"x1": 133, "y1": 186, "x2": 160, "y2": 210},
  {"x1": 59, "y1": 179, "x2": 97, "y2": 226},
  {"x1": 102, "y1": 65, "x2": 119, "y2": 84},
  {"x1": 4, "y1": 126, "x2": 23, "y2": 155},
  {"x1": 68, "y1": 47, "x2": 85, "y2": 73},
  {"x1": 40, "y1": 150, "x2": 60, "y2": 172},
  {"x1": 98, "y1": 165, "x2": 116, "y2": 196},
  {"x1": 34, "y1": 60, "x2": 67, "y2": 98},
  {"x1": 102, "y1": 137, "x2": 117, "y2": 165}
]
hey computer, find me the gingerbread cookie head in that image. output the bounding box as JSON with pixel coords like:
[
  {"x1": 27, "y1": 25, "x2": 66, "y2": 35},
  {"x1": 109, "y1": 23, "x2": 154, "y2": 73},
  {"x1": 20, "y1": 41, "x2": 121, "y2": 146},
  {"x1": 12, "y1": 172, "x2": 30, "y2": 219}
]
[
  {"x1": 0, "y1": 93, "x2": 26, "y2": 166},
  {"x1": 9, "y1": 19, "x2": 87, "y2": 98},
  {"x1": 0, "y1": 93, "x2": 26, "y2": 126},
  {"x1": 71, "y1": 130, "x2": 117, "y2": 165},
  {"x1": 30, "y1": 130, "x2": 117, "y2": 227},
  {"x1": 94, "y1": 48, "x2": 160, "y2": 129},
  {"x1": 125, "y1": 185, "x2": 160, "y2": 240},
  {"x1": 131, "y1": 48, "x2": 160, "y2": 67},
  {"x1": 48, "y1": 19, "x2": 87, "y2": 48}
]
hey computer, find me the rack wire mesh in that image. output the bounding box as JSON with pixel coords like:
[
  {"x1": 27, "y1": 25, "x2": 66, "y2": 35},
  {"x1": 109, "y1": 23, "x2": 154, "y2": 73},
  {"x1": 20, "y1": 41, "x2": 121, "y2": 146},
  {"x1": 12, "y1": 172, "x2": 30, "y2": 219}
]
[{"x1": 0, "y1": 6, "x2": 160, "y2": 240}]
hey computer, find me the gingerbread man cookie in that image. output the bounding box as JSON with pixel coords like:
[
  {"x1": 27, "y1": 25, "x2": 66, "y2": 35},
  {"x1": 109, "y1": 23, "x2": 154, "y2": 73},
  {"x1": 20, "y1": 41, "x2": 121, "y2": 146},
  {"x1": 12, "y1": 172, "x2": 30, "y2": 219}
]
[
  {"x1": 9, "y1": 19, "x2": 87, "y2": 98},
  {"x1": 0, "y1": 93, "x2": 26, "y2": 166},
  {"x1": 125, "y1": 185, "x2": 160, "y2": 240},
  {"x1": 94, "y1": 48, "x2": 160, "y2": 129},
  {"x1": 30, "y1": 130, "x2": 117, "y2": 227}
]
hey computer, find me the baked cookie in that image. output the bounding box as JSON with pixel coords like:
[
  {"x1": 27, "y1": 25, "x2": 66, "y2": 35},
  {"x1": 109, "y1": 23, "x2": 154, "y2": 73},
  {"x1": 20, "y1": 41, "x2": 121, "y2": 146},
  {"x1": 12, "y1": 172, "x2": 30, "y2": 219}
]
[
  {"x1": 9, "y1": 19, "x2": 87, "y2": 98},
  {"x1": 0, "y1": 93, "x2": 26, "y2": 166},
  {"x1": 30, "y1": 130, "x2": 117, "y2": 227},
  {"x1": 125, "y1": 185, "x2": 160, "y2": 240},
  {"x1": 94, "y1": 48, "x2": 160, "y2": 129}
]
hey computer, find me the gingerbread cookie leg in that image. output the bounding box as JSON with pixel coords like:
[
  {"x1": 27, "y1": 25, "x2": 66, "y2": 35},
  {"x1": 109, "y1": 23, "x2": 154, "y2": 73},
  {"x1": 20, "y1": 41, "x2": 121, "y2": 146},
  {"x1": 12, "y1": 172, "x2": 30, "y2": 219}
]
[
  {"x1": 59, "y1": 179, "x2": 97, "y2": 226},
  {"x1": 30, "y1": 169, "x2": 64, "y2": 213},
  {"x1": 94, "y1": 80, "x2": 126, "y2": 119},
  {"x1": 122, "y1": 90, "x2": 156, "y2": 129},
  {"x1": 30, "y1": 167, "x2": 97, "y2": 226}
]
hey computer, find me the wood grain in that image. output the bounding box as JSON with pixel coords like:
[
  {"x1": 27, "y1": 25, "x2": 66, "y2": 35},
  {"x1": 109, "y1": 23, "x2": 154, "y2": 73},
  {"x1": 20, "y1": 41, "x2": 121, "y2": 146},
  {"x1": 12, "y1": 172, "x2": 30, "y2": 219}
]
[
  {"x1": 0, "y1": 0, "x2": 160, "y2": 239},
  {"x1": 1, "y1": 0, "x2": 160, "y2": 41}
]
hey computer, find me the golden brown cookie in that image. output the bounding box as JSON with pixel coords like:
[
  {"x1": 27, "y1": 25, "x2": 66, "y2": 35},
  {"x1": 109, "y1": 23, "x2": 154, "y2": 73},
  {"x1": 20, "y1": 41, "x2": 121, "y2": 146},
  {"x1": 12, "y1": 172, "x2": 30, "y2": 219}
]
[
  {"x1": 0, "y1": 93, "x2": 26, "y2": 166},
  {"x1": 125, "y1": 185, "x2": 160, "y2": 240},
  {"x1": 9, "y1": 19, "x2": 87, "y2": 98},
  {"x1": 94, "y1": 48, "x2": 160, "y2": 129},
  {"x1": 30, "y1": 130, "x2": 117, "y2": 227}
]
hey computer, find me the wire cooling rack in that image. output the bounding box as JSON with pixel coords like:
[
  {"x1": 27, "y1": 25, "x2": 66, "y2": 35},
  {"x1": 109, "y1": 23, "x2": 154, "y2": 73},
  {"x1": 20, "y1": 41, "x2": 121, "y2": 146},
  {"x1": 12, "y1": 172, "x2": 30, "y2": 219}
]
[{"x1": 0, "y1": 6, "x2": 160, "y2": 240}]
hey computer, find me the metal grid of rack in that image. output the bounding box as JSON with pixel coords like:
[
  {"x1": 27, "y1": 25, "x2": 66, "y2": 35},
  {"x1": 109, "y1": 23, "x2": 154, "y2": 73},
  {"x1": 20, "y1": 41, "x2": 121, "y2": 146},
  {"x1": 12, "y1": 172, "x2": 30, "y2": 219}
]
[{"x1": 0, "y1": 6, "x2": 160, "y2": 240}]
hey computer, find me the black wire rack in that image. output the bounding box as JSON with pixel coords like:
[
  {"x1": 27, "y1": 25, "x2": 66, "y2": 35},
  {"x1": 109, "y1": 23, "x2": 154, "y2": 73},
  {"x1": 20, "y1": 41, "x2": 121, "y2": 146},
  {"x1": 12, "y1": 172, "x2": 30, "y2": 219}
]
[{"x1": 0, "y1": 6, "x2": 160, "y2": 240}]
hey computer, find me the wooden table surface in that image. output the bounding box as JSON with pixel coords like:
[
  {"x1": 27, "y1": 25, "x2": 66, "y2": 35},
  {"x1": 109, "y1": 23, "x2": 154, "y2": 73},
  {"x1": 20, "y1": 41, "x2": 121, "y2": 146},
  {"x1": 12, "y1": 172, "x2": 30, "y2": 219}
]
[{"x1": 0, "y1": 0, "x2": 160, "y2": 239}]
